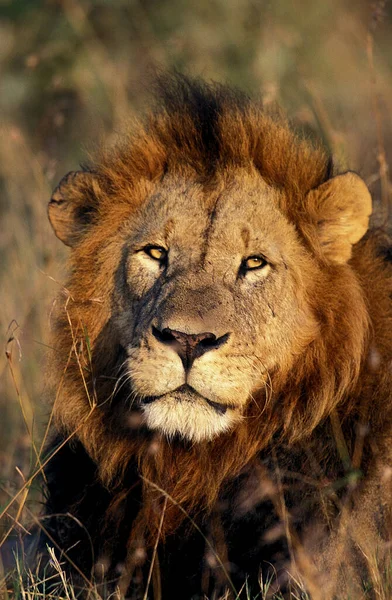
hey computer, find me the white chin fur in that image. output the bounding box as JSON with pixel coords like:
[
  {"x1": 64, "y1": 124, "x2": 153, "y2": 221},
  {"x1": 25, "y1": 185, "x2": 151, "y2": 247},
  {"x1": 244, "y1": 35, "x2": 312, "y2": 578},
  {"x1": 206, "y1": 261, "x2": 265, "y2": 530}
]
[{"x1": 142, "y1": 397, "x2": 241, "y2": 442}]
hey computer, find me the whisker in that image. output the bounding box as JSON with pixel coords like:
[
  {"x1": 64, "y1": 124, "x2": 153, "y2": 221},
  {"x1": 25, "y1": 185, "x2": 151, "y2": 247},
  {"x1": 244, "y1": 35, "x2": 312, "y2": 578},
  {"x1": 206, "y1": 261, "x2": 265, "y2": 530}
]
[{"x1": 240, "y1": 355, "x2": 274, "y2": 411}]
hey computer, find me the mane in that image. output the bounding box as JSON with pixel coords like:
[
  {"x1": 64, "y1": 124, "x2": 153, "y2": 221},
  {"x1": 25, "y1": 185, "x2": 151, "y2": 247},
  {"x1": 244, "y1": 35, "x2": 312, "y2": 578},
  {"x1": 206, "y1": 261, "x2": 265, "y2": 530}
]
[
  {"x1": 88, "y1": 73, "x2": 332, "y2": 210},
  {"x1": 50, "y1": 74, "x2": 369, "y2": 540}
]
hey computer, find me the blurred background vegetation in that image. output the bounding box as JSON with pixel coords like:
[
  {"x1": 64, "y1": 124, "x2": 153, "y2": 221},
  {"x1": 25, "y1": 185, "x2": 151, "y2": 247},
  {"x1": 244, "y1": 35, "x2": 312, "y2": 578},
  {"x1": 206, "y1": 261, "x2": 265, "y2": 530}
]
[{"x1": 0, "y1": 0, "x2": 392, "y2": 586}]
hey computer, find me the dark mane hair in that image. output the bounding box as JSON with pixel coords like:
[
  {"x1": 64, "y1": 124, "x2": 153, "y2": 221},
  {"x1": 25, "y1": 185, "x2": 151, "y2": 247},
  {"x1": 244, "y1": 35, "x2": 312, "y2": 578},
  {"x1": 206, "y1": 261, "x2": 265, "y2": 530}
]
[{"x1": 91, "y1": 73, "x2": 331, "y2": 207}]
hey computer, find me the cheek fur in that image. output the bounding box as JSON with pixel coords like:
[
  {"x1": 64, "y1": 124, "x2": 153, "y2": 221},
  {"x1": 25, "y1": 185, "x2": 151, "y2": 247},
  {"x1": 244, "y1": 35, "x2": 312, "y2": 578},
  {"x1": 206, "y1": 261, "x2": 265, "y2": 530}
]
[
  {"x1": 188, "y1": 353, "x2": 256, "y2": 405},
  {"x1": 126, "y1": 345, "x2": 185, "y2": 397},
  {"x1": 126, "y1": 254, "x2": 162, "y2": 299}
]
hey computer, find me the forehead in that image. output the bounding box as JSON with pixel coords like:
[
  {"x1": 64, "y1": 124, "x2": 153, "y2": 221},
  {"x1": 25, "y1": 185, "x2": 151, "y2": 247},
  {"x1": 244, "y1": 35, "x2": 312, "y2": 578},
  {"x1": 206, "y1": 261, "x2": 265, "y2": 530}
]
[{"x1": 130, "y1": 170, "x2": 294, "y2": 256}]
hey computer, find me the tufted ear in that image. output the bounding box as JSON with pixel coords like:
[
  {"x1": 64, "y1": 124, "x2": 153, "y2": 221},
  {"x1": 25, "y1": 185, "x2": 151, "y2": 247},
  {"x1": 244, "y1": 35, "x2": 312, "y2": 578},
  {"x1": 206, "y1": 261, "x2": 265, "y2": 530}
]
[
  {"x1": 306, "y1": 172, "x2": 372, "y2": 264},
  {"x1": 48, "y1": 170, "x2": 100, "y2": 247}
]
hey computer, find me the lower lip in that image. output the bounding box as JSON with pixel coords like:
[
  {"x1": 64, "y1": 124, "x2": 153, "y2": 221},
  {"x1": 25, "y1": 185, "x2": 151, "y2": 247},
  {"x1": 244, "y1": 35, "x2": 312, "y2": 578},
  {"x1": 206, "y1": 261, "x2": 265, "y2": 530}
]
[
  {"x1": 141, "y1": 386, "x2": 228, "y2": 415},
  {"x1": 204, "y1": 398, "x2": 227, "y2": 414}
]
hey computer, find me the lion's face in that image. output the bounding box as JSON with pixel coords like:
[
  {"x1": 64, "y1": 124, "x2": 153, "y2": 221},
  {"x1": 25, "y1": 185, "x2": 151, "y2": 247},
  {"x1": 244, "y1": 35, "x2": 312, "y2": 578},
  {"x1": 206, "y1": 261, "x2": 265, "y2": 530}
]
[{"x1": 112, "y1": 169, "x2": 319, "y2": 441}]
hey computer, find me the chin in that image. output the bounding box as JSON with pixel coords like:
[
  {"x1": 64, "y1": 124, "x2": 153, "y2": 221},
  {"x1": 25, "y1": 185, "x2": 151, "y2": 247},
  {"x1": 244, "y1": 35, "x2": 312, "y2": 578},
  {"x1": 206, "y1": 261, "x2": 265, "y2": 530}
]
[{"x1": 140, "y1": 385, "x2": 242, "y2": 442}]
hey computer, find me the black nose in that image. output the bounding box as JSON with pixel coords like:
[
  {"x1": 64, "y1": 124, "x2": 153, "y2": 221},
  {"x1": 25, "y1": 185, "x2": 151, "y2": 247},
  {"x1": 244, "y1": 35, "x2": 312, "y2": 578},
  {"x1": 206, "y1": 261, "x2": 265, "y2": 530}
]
[{"x1": 152, "y1": 326, "x2": 230, "y2": 371}]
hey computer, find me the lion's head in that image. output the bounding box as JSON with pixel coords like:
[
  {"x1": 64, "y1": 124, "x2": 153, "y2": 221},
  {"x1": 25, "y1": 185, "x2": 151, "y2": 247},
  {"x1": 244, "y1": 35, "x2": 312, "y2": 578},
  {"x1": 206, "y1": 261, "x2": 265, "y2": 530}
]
[{"x1": 48, "y1": 76, "x2": 372, "y2": 528}]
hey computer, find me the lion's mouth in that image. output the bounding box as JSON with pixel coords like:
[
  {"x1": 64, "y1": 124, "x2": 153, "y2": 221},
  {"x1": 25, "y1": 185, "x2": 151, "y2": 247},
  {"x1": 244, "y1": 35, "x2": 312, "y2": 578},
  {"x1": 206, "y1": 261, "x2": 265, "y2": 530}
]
[{"x1": 141, "y1": 383, "x2": 228, "y2": 415}]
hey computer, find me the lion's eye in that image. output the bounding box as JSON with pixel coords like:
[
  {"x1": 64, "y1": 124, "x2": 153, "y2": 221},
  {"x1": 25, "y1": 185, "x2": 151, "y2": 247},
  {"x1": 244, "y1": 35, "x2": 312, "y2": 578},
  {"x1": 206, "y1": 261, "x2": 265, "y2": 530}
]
[
  {"x1": 243, "y1": 255, "x2": 268, "y2": 271},
  {"x1": 144, "y1": 246, "x2": 167, "y2": 262}
]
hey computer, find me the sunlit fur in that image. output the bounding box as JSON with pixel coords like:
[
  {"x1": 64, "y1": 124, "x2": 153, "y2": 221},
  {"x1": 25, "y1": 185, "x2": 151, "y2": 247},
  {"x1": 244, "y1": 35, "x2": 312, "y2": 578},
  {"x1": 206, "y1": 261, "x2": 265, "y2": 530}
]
[{"x1": 46, "y1": 75, "x2": 392, "y2": 595}]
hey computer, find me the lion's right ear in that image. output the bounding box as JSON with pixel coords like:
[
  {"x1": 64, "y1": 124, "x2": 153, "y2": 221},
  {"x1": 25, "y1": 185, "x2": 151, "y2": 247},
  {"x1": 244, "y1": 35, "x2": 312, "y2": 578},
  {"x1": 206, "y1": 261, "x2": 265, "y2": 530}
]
[
  {"x1": 305, "y1": 172, "x2": 372, "y2": 264},
  {"x1": 48, "y1": 171, "x2": 100, "y2": 247}
]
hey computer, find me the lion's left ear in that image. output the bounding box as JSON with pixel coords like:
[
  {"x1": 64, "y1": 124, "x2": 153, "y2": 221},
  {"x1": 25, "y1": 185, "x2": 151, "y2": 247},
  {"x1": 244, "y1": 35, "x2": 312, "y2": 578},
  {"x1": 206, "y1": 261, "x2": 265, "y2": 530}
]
[
  {"x1": 306, "y1": 172, "x2": 372, "y2": 264},
  {"x1": 48, "y1": 170, "x2": 101, "y2": 247}
]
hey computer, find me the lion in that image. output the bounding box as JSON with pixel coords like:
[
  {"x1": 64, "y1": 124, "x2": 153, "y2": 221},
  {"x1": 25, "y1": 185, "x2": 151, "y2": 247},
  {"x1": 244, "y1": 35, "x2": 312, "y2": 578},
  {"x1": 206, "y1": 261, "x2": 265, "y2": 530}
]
[{"x1": 38, "y1": 74, "x2": 392, "y2": 599}]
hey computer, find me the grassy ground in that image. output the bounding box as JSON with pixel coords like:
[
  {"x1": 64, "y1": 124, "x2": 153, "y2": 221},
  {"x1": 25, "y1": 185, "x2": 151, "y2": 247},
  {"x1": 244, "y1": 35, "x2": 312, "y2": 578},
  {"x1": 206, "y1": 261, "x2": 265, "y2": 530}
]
[{"x1": 1, "y1": 0, "x2": 392, "y2": 597}]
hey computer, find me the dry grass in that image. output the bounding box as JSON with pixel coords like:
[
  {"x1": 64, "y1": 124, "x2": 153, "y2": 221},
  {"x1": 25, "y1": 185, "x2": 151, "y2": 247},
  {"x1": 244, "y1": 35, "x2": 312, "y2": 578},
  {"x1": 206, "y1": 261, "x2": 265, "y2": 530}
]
[{"x1": 1, "y1": 0, "x2": 392, "y2": 598}]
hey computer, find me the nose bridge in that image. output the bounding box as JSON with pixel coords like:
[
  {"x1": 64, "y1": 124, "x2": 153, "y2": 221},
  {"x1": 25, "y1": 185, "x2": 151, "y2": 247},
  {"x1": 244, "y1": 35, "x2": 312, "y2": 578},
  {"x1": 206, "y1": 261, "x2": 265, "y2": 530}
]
[{"x1": 157, "y1": 273, "x2": 233, "y2": 337}]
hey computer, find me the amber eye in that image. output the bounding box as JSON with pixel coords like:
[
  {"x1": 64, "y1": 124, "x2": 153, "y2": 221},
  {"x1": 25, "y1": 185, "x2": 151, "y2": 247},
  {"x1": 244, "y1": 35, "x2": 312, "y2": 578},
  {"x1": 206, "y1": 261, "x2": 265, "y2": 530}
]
[
  {"x1": 243, "y1": 255, "x2": 268, "y2": 271},
  {"x1": 144, "y1": 245, "x2": 168, "y2": 262}
]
